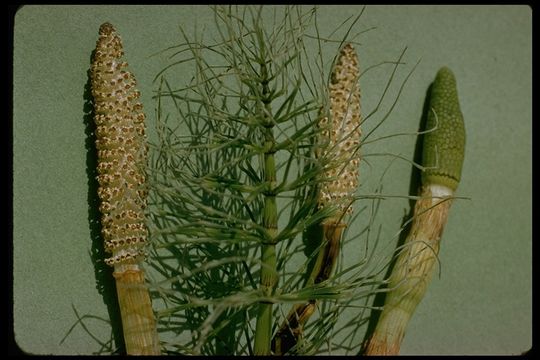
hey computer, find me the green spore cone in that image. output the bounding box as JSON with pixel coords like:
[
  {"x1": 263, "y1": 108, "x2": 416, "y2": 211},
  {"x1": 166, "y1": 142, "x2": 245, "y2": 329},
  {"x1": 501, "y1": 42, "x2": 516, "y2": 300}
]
[{"x1": 422, "y1": 66, "x2": 466, "y2": 191}]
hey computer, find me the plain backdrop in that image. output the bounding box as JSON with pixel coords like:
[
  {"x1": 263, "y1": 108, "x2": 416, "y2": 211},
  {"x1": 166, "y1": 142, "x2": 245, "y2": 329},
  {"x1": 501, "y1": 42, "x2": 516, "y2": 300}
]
[{"x1": 13, "y1": 5, "x2": 531, "y2": 355}]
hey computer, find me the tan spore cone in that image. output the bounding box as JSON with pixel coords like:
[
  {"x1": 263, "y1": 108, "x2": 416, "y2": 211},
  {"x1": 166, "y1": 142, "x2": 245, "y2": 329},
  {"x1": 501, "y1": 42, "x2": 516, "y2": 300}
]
[
  {"x1": 317, "y1": 43, "x2": 362, "y2": 222},
  {"x1": 91, "y1": 22, "x2": 148, "y2": 267}
]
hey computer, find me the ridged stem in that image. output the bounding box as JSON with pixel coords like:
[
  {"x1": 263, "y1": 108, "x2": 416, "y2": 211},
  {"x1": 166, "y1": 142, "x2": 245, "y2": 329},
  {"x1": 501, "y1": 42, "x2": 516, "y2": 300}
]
[
  {"x1": 253, "y1": 62, "x2": 279, "y2": 356},
  {"x1": 113, "y1": 265, "x2": 161, "y2": 355},
  {"x1": 364, "y1": 184, "x2": 453, "y2": 355}
]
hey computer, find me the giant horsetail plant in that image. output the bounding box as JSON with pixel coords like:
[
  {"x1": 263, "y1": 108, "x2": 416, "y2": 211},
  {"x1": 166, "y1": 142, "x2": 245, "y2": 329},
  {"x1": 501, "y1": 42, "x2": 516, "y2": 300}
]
[
  {"x1": 143, "y1": 5, "x2": 424, "y2": 356},
  {"x1": 90, "y1": 22, "x2": 161, "y2": 355},
  {"x1": 364, "y1": 66, "x2": 466, "y2": 355},
  {"x1": 78, "y1": 6, "x2": 468, "y2": 356},
  {"x1": 272, "y1": 43, "x2": 362, "y2": 355}
]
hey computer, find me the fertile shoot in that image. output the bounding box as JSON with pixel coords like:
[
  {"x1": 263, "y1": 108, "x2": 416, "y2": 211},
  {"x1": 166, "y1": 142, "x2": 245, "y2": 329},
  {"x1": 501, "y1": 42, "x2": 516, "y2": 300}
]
[
  {"x1": 90, "y1": 22, "x2": 161, "y2": 355},
  {"x1": 272, "y1": 42, "x2": 362, "y2": 355},
  {"x1": 364, "y1": 66, "x2": 465, "y2": 355}
]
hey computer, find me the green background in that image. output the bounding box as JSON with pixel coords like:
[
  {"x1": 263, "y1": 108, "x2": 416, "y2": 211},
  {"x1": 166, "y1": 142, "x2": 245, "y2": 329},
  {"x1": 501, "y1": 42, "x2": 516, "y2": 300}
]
[{"x1": 13, "y1": 5, "x2": 531, "y2": 355}]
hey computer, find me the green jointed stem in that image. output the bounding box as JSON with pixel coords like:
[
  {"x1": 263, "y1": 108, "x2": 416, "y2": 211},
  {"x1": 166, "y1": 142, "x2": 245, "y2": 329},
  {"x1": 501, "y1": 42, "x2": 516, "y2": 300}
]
[
  {"x1": 253, "y1": 62, "x2": 279, "y2": 356},
  {"x1": 364, "y1": 66, "x2": 465, "y2": 355},
  {"x1": 422, "y1": 66, "x2": 466, "y2": 190}
]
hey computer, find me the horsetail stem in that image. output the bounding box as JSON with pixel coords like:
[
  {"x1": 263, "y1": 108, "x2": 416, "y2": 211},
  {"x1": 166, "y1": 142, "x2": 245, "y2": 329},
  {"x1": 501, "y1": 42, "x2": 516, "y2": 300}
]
[
  {"x1": 272, "y1": 43, "x2": 362, "y2": 355},
  {"x1": 253, "y1": 60, "x2": 280, "y2": 356},
  {"x1": 364, "y1": 66, "x2": 465, "y2": 355},
  {"x1": 90, "y1": 22, "x2": 160, "y2": 355}
]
